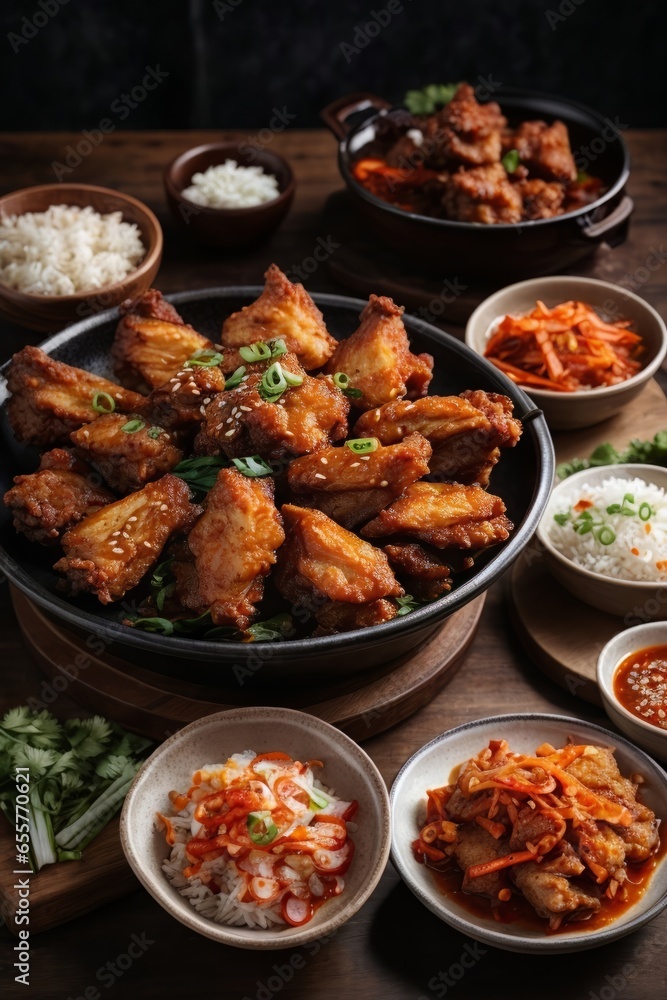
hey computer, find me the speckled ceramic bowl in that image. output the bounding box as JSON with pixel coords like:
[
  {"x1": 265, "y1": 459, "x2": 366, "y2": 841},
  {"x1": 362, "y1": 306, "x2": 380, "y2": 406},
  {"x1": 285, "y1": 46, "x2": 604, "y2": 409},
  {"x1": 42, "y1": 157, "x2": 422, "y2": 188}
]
[
  {"x1": 120, "y1": 707, "x2": 391, "y2": 949},
  {"x1": 391, "y1": 714, "x2": 667, "y2": 954}
]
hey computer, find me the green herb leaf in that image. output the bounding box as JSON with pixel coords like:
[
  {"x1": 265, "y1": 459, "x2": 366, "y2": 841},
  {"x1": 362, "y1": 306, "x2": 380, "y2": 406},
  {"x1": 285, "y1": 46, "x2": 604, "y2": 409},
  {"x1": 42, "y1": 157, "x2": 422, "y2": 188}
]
[
  {"x1": 121, "y1": 419, "x2": 146, "y2": 434},
  {"x1": 232, "y1": 455, "x2": 273, "y2": 478},
  {"x1": 224, "y1": 366, "x2": 246, "y2": 390},
  {"x1": 396, "y1": 594, "x2": 421, "y2": 616},
  {"x1": 246, "y1": 614, "x2": 294, "y2": 642},
  {"x1": 129, "y1": 616, "x2": 176, "y2": 635},
  {"x1": 173, "y1": 455, "x2": 227, "y2": 493},
  {"x1": 345, "y1": 437, "x2": 378, "y2": 455},
  {"x1": 91, "y1": 391, "x2": 115, "y2": 414},
  {"x1": 501, "y1": 149, "x2": 520, "y2": 173},
  {"x1": 557, "y1": 432, "x2": 667, "y2": 479},
  {"x1": 403, "y1": 82, "x2": 459, "y2": 115}
]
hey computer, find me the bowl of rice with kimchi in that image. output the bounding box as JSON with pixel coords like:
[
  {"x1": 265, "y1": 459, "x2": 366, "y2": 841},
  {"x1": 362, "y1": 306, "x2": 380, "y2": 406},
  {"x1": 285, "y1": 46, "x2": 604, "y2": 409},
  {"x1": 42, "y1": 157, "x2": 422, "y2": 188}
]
[
  {"x1": 537, "y1": 464, "x2": 667, "y2": 618},
  {"x1": 120, "y1": 706, "x2": 390, "y2": 949},
  {"x1": 391, "y1": 714, "x2": 667, "y2": 954},
  {"x1": 466, "y1": 275, "x2": 667, "y2": 430}
]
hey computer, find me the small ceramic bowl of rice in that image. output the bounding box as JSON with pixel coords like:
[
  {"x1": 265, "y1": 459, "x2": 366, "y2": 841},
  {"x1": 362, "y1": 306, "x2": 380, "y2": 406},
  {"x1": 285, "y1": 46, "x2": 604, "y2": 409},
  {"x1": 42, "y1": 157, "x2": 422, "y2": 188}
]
[
  {"x1": 0, "y1": 183, "x2": 162, "y2": 332},
  {"x1": 537, "y1": 464, "x2": 667, "y2": 619},
  {"x1": 120, "y1": 707, "x2": 390, "y2": 949},
  {"x1": 164, "y1": 142, "x2": 295, "y2": 249}
]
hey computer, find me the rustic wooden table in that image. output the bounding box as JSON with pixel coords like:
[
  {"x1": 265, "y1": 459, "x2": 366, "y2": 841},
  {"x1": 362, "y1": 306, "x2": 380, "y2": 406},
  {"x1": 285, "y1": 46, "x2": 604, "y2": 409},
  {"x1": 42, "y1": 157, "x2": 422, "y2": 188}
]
[{"x1": 1, "y1": 130, "x2": 667, "y2": 1000}]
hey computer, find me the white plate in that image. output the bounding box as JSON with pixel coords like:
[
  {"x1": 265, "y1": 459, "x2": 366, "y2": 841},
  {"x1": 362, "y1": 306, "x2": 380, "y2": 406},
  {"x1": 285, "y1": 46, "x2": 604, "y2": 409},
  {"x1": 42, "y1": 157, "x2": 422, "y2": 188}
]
[{"x1": 391, "y1": 713, "x2": 667, "y2": 953}]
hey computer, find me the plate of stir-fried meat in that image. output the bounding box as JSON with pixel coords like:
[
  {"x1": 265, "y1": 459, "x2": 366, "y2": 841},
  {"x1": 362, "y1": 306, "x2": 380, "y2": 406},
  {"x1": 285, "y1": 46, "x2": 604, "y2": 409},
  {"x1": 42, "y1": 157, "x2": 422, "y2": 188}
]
[
  {"x1": 391, "y1": 715, "x2": 667, "y2": 953},
  {"x1": 0, "y1": 266, "x2": 553, "y2": 676}
]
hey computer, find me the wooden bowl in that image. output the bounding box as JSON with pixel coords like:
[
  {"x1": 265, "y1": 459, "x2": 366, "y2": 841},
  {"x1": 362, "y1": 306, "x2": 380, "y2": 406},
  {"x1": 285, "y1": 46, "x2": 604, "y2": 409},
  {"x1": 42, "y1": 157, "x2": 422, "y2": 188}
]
[
  {"x1": 0, "y1": 183, "x2": 163, "y2": 333},
  {"x1": 163, "y1": 142, "x2": 295, "y2": 249}
]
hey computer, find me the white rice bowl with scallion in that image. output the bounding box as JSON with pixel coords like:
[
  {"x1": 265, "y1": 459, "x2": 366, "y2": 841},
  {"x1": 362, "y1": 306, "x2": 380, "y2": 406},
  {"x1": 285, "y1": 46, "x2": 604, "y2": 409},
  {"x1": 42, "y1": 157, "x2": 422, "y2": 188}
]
[{"x1": 544, "y1": 476, "x2": 667, "y2": 581}]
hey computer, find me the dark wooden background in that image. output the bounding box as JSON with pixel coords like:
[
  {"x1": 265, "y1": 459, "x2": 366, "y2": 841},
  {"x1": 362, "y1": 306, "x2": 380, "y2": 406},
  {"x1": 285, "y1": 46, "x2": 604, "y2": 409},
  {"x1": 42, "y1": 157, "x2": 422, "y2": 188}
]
[{"x1": 1, "y1": 130, "x2": 666, "y2": 999}]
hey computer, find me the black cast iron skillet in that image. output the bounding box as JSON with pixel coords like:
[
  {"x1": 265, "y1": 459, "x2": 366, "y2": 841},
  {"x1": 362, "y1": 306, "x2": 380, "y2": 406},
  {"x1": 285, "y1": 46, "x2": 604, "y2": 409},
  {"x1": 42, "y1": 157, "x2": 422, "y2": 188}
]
[
  {"x1": 321, "y1": 87, "x2": 633, "y2": 279},
  {"x1": 0, "y1": 289, "x2": 554, "y2": 686}
]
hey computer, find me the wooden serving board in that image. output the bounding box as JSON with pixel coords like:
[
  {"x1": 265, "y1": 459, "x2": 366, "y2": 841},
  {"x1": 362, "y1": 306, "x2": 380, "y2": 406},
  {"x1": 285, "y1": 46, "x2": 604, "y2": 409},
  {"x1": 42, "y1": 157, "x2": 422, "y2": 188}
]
[
  {"x1": 322, "y1": 191, "x2": 499, "y2": 324},
  {"x1": 507, "y1": 377, "x2": 667, "y2": 702},
  {"x1": 12, "y1": 587, "x2": 484, "y2": 743},
  {"x1": 3, "y1": 591, "x2": 484, "y2": 935}
]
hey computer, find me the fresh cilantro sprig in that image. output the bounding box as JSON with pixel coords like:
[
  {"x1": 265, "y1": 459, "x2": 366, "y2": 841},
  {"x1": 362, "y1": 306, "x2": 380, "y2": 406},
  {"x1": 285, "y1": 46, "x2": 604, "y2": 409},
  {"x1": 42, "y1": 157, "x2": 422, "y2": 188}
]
[
  {"x1": 404, "y1": 83, "x2": 459, "y2": 116},
  {"x1": 557, "y1": 431, "x2": 667, "y2": 479}
]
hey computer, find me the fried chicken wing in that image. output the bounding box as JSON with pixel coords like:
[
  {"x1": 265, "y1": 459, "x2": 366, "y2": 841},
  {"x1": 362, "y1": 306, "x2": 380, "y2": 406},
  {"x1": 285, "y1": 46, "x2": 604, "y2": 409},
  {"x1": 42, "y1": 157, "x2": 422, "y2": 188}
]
[
  {"x1": 3, "y1": 448, "x2": 114, "y2": 546},
  {"x1": 113, "y1": 289, "x2": 214, "y2": 391},
  {"x1": 6, "y1": 346, "x2": 145, "y2": 449},
  {"x1": 510, "y1": 120, "x2": 577, "y2": 184},
  {"x1": 171, "y1": 468, "x2": 285, "y2": 630},
  {"x1": 424, "y1": 83, "x2": 506, "y2": 168},
  {"x1": 313, "y1": 598, "x2": 398, "y2": 636},
  {"x1": 143, "y1": 364, "x2": 227, "y2": 433},
  {"x1": 274, "y1": 504, "x2": 403, "y2": 612},
  {"x1": 221, "y1": 264, "x2": 337, "y2": 371},
  {"x1": 194, "y1": 354, "x2": 349, "y2": 461},
  {"x1": 53, "y1": 474, "x2": 197, "y2": 603},
  {"x1": 287, "y1": 432, "x2": 431, "y2": 528},
  {"x1": 443, "y1": 163, "x2": 523, "y2": 224},
  {"x1": 323, "y1": 295, "x2": 433, "y2": 410},
  {"x1": 510, "y1": 862, "x2": 600, "y2": 925},
  {"x1": 354, "y1": 391, "x2": 521, "y2": 486},
  {"x1": 70, "y1": 413, "x2": 184, "y2": 493},
  {"x1": 361, "y1": 481, "x2": 513, "y2": 550},
  {"x1": 518, "y1": 177, "x2": 566, "y2": 220},
  {"x1": 383, "y1": 542, "x2": 453, "y2": 601}
]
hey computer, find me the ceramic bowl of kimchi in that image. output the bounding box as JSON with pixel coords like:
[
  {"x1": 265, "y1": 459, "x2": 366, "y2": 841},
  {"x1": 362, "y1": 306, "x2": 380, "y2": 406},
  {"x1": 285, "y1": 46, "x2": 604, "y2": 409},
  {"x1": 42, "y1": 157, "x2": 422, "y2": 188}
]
[
  {"x1": 120, "y1": 706, "x2": 391, "y2": 949},
  {"x1": 390, "y1": 714, "x2": 667, "y2": 953},
  {"x1": 465, "y1": 276, "x2": 667, "y2": 430}
]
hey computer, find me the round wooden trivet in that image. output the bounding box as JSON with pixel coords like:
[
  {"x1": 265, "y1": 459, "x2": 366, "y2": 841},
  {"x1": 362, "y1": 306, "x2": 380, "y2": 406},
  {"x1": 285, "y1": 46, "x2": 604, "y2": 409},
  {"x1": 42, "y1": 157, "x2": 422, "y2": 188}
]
[
  {"x1": 508, "y1": 377, "x2": 667, "y2": 705},
  {"x1": 321, "y1": 191, "x2": 499, "y2": 325},
  {"x1": 11, "y1": 587, "x2": 485, "y2": 742}
]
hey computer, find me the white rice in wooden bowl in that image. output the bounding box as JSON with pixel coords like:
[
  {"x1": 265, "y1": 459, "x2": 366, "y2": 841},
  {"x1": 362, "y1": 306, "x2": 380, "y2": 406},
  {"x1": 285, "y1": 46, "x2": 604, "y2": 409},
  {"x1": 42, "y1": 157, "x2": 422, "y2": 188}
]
[
  {"x1": 0, "y1": 204, "x2": 145, "y2": 295},
  {"x1": 544, "y1": 475, "x2": 667, "y2": 582}
]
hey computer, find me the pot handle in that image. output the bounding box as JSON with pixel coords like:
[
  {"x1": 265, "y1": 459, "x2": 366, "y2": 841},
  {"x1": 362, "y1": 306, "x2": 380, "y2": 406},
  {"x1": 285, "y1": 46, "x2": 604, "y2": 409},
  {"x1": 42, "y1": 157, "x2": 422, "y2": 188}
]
[
  {"x1": 580, "y1": 195, "x2": 634, "y2": 246},
  {"x1": 320, "y1": 92, "x2": 393, "y2": 140}
]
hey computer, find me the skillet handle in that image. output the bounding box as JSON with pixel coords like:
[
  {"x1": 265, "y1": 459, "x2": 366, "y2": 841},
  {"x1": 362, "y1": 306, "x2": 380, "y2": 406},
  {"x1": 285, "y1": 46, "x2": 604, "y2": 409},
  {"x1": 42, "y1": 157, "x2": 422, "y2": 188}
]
[
  {"x1": 580, "y1": 195, "x2": 634, "y2": 247},
  {"x1": 320, "y1": 92, "x2": 392, "y2": 140}
]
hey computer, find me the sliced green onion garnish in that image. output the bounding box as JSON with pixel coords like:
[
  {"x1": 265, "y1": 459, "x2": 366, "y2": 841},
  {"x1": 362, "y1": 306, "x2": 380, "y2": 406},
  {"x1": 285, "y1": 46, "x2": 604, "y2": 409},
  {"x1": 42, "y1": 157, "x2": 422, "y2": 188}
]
[
  {"x1": 259, "y1": 362, "x2": 303, "y2": 402},
  {"x1": 224, "y1": 366, "x2": 246, "y2": 390},
  {"x1": 184, "y1": 349, "x2": 224, "y2": 368},
  {"x1": 639, "y1": 502, "x2": 653, "y2": 521},
  {"x1": 553, "y1": 512, "x2": 570, "y2": 526},
  {"x1": 232, "y1": 455, "x2": 273, "y2": 477},
  {"x1": 147, "y1": 426, "x2": 162, "y2": 439},
  {"x1": 501, "y1": 149, "x2": 520, "y2": 173},
  {"x1": 345, "y1": 437, "x2": 378, "y2": 455},
  {"x1": 333, "y1": 371, "x2": 363, "y2": 398},
  {"x1": 91, "y1": 391, "x2": 115, "y2": 414},
  {"x1": 597, "y1": 526, "x2": 616, "y2": 545},
  {"x1": 240, "y1": 342, "x2": 272, "y2": 363},
  {"x1": 309, "y1": 788, "x2": 329, "y2": 811},
  {"x1": 269, "y1": 338, "x2": 287, "y2": 358},
  {"x1": 396, "y1": 594, "x2": 421, "y2": 616},
  {"x1": 129, "y1": 617, "x2": 175, "y2": 635},
  {"x1": 247, "y1": 811, "x2": 278, "y2": 845},
  {"x1": 121, "y1": 419, "x2": 146, "y2": 434}
]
